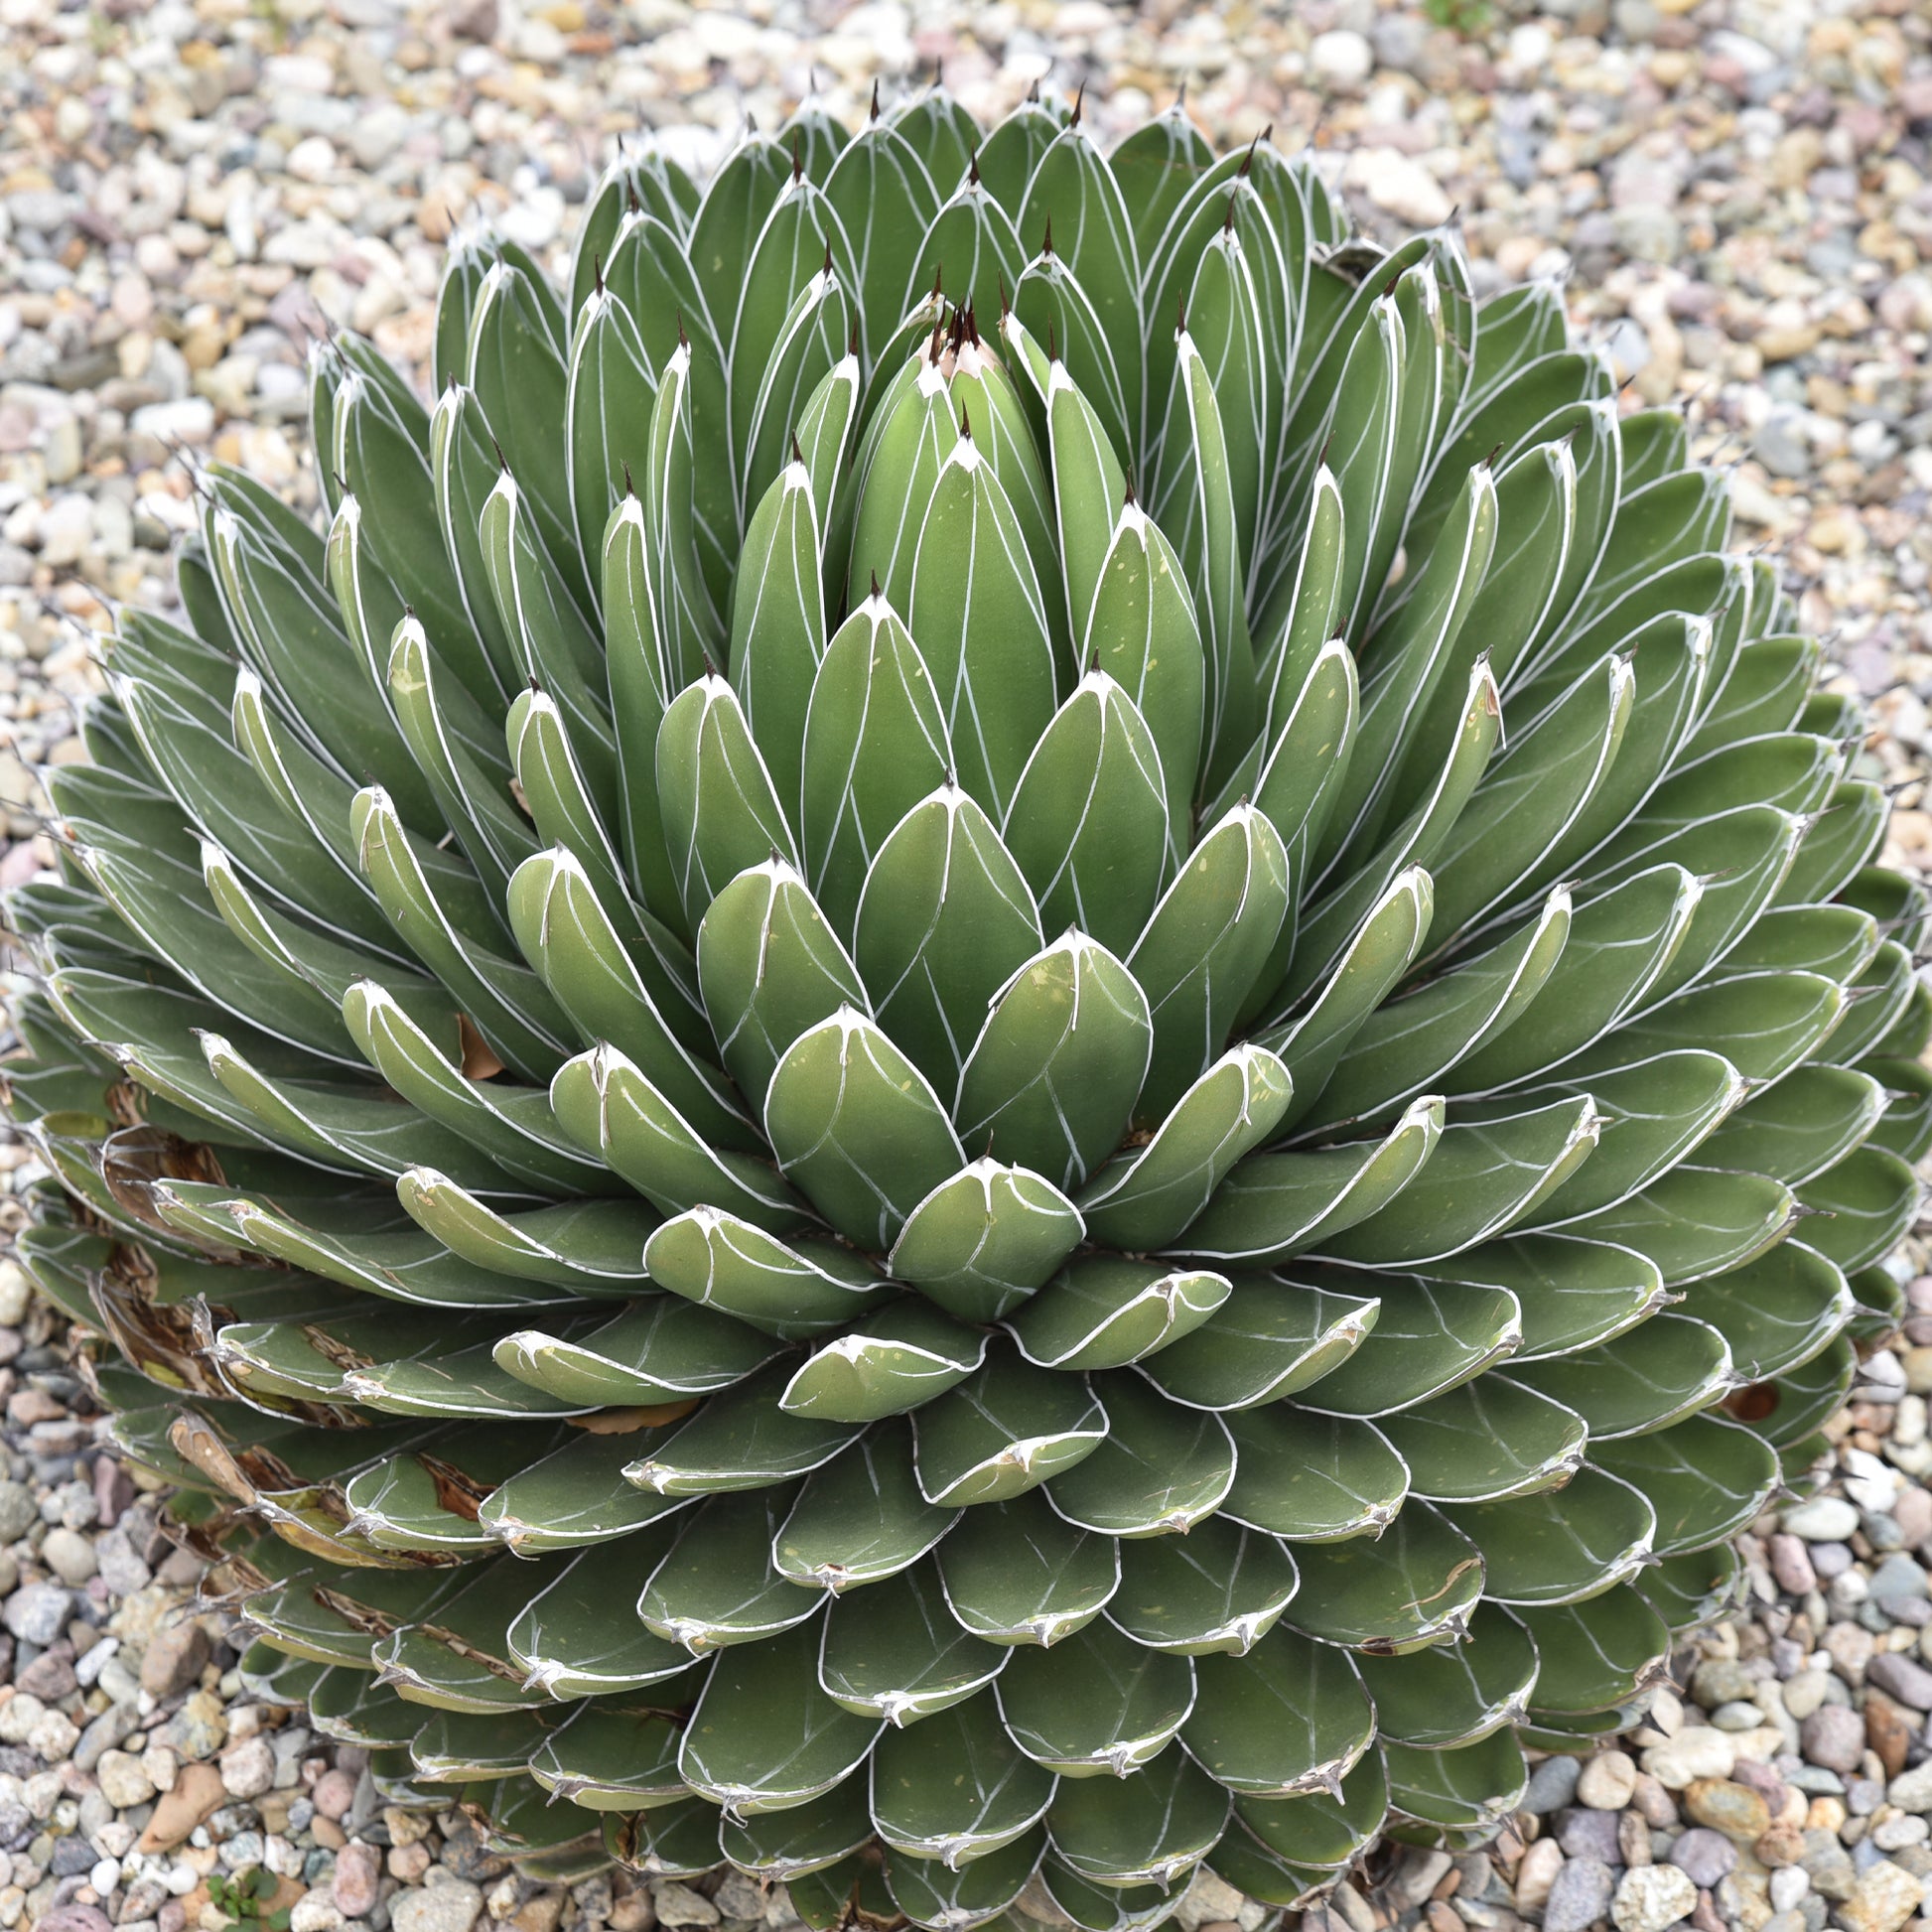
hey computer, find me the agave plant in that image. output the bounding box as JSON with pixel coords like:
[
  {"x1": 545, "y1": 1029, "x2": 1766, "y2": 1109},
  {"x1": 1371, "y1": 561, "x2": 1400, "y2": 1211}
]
[{"x1": 6, "y1": 81, "x2": 1926, "y2": 1927}]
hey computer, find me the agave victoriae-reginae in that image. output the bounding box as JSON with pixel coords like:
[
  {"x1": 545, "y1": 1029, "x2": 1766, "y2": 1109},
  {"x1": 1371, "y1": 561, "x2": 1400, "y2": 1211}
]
[{"x1": 6, "y1": 79, "x2": 1928, "y2": 1928}]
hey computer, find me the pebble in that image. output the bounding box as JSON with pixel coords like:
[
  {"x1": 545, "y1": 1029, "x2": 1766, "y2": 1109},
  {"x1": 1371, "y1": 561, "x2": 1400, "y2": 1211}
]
[
  {"x1": 1867, "y1": 1654, "x2": 1932, "y2": 1714},
  {"x1": 139, "y1": 1625, "x2": 209, "y2": 1700},
  {"x1": 1802, "y1": 1704, "x2": 1869, "y2": 1773},
  {"x1": 1611, "y1": 1864, "x2": 1698, "y2": 1932},
  {"x1": 1668, "y1": 1828, "x2": 1738, "y2": 1887},
  {"x1": 1835, "y1": 1862, "x2": 1925, "y2": 1932},
  {"x1": 1579, "y1": 1750, "x2": 1639, "y2": 1810},
  {"x1": 1685, "y1": 1779, "x2": 1773, "y2": 1841},
  {"x1": 332, "y1": 1843, "x2": 381, "y2": 1918},
  {"x1": 1783, "y1": 1498, "x2": 1862, "y2": 1543},
  {"x1": 390, "y1": 1880, "x2": 484, "y2": 1932},
  {"x1": 1644, "y1": 1730, "x2": 1736, "y2": 1790},
  {"x1": 1523, "y1": 1754, "x2": 1583, "y2": 1815}
]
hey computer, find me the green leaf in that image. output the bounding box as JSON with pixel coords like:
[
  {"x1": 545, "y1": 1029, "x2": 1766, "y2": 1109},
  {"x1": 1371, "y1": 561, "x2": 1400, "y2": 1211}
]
[
  {"x1": 1593, "y1": 1413, "x2": 1778, "y2": 1558},
  {"x1": 730, "y1": 459, "x2": 827, "y2": 815},
  {"x1": 799, "y1": 593, "x2": 951, "y2": 940},
  {"x1": 818, "y1": 1557, "x2": 1008, "y2": 1724},
  {"x1": 1128, "y1": 804, "x2": 1290, "y2": 1126},
  {"x1": 906, "y1": 427, "x2": 1059, "y2": 822},
  {"x1": 914, "y1": 1353, "x2": 1108, "y2": 1508},
  {"x1": 1006, "y1": 1258, "x2": 1231, "y2": 1371},
  {"x1": 1282, "y1": 1501, "x2": 1484, "y2": 1652},
  {"x1": 763, "y1": 1008, "x2": 965, "y2": 1249},
  {"x1": 1220, "y1": 1407, "x2": 1410, "y2": 1543},
  {"x1": 1378, "y1": 1375, "x2": 1587, "y2": 1503},
  {"x1": 885, "y1": 1830, "x2": 1045, "y2": 1924},
  {"x1": 953, "y1": 931, "x2": 1152, "y2": 1189},
  {"x1": 678, "y1": 1615, "x2": 881, "y2": 1814},
  {"x1": 890, "y1": 1160, "x2": 1086, "y2": 1323},
  {"x1": 637, "y1": 1486, "x2": 823, "y2": 1650},
  {"x1": 774, "y1": 1418, "x2": 960, "y2": 1588},
  {"x1": 1438, "y1": 1467, "x2": 1656, "y2": 1606},
  {"x1": 642, "y1": 1208, "x2": 888, "y2": 1340},
  {"x1": 1317, "y1": 1095, "x2": 1601, "y2": 1268},
  {"x1": 1173, "y1": 1096, "x2": 1444, "y2": 1266},
  {"x1": 852, "y1": 780, "x2": 1043, "y2": 1102},
  {"x1": 870, "y1": 1691, "x2": 1055, "y2": 1864},
  {"x1": 1181, "y1": 1627, "x2": 1375, "y2": 1797},
  {"x1": 938, "y1": 1486, "x2": 1119, "y2": 1645},
  {"x1": 823, "y1": 117, "x2": 941, "y2": 351},
  {"x1": 1138, "y1": 1275, "x2": 1378, "y2": 1411},
  {"x1": 624, "y1": 1364, "x2": 858, "y2": 1496},
  {"x1": 656, "y1": 673, "x2": 798, "y2": 933},
  {"x1": 1106, "y1": 1516, "x2": 1300, "y2": 1657},
  {"x1": 996, "y1": 1618, "x2": 1193, "y2": 1775},
  {"x1": 1046, "y1": 1370, "x2": 1237, "y2": 1537},
  {"x1": 1078, "y1": 1044, "x2": 1293, "y2": 1250},
  {"x1": 1048, "y1": 1746, "x2": 1228, "y2": 1889},
  {"x1": 780, "y1": 1300, "x2": 987, "y2": 1422},
  {"x1": 506, "y1": 846, "x2": 749, "y2": 1149},
  {"x1": 550, "y1": 1041, "x2": 804, "y2": 1231},
  {"x1": 1354, "y1": 1599, "x2": 1538, "y2": 1749},
  {"x1": 696, "y1": 858, "x2": 869, "y2": 1115},
  {"x1": 1003, "y1": 668, "x2": 1173, "y2": 955}
]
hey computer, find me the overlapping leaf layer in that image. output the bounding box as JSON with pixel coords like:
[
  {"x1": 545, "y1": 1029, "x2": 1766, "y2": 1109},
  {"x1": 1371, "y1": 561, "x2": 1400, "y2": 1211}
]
[{"x1": 6, "y1": 84, "x2": 1928, "y2": 1929}]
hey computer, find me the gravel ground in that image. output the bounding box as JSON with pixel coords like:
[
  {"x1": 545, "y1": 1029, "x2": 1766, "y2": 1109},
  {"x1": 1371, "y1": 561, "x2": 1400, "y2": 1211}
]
[{"x1": 1, "y1": 3, "x2": 1930, "y2": 1932}]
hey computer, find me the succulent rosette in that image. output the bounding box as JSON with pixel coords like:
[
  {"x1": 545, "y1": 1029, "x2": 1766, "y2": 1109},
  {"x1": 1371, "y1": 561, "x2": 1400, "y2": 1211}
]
[{"x1": 6, "y1": 82, "x2": 1927, "y2": 1932}]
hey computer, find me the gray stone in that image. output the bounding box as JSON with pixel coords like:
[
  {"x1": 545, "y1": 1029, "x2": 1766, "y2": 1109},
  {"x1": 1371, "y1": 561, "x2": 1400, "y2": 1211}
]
[
  {"x1": 1802, "y1": 1703, "x2": 1868, "y2": 1773},
  {"x1": 1868, "y1": 1653, "x2": 1932, "y2": 1714},
  {"x1": 0, "y1": 1480, "x2": 36, "y2": 1543},
  {"x1": 2, "y1": 1583, "x2": 70, "y2": 1647},
  {"x1": 389, "y1": 1881, "x2": 484, "y2": 1932},
  {"x1": 1545, "y1": 1857, "x2": 1618, "y2": 1932},
  {"x1": 1561, "y1": 1806, "x2": 1625, "y2": 1863},
  {"x1": 1669, "y1": 1827, "x2": 1738, "y2": 1888},
  {"x1": 1523, "y1": 1753, "x2": 1584, "y2": 1815}
]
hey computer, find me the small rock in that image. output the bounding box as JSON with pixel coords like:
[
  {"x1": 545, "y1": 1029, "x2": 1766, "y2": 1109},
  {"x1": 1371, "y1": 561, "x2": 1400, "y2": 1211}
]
[
  {"x1": 1580, "y1": 1751, "x2": 1639, "y2": 1811},
  {"x1": 1644, "y1": 1729, "x2": 1736, "y2": 1790},
  {"x1": 1835, "y1": 1861, "x2": 1924, "y2": 1932},
  {"x1": 332, "y1": 1842, "x2": 380, "y2": 1918},
  {"x1": 41, "y1": 1526, "x2": 95, "y2": 1586},
  {"x1": 1684, "y1": 1778, "x2": 1772, "y2": 1842},
  {"x1": 1888, "y1": 1762, "x2": 1932, "y2": 1814},
  {"x1": 139, "y1": 1623, "x2": 210, "y2": 1699},
  {"x1": 1782, "y1": 1497, "x2": 1861, "y2": 1542},
  {"x1": 1515, "y1": 1838, "x2": 1564, "y2": 1917},
  {"x1": 219, "y1": 1735, "x2": 275, "y2": 1801},
  {"x1": 1523, "y1": 1754, "x2": 1584, "y2": 1814},
  {"x1": 391, "y1": 1880, "x2": 484, "y2": 1932},
  {"x1": 36, "y1": 1908, "x2": 112, "y2": 1932},
  {"x1": 2, "y1": 1584, "x2": 71, "y2": 1647},
  {"x1": 1612, "y1": 1863, "x2": 1698, "y2": 1932},
  {"x1": 1865, "y1": 1694, "x2": 1915, "y2": 1781},
  {"x1": 1868, "y1": 1654, "x2": 1932, "y2": 1714},
  {"x1": 1309, "y1": 29, "x2": 1374, "y2": 88},
  {"x1": 312, "y1": 1769, "x2": 356, "y2": 1821},
  {"x1": 0, "y1": 1481, "x2": 38, "y2": 1543},
  {"x1": 1802, "y1": 1704, "x2": 1868, "y2": 1774},
  {"x1": 96, "y1": 1750, "x2": 157, "y2": 1811},
  {"x1": 1770, "y1": 1535, "x2": 1820, "y2": 1595},
  {"x1": 1545, "y1": 1858, "x2": 1618, "y2": 1932},
  {"x1": 1561, "y1": 1807, "x2": 1623, "y2": 1862},
  {"x1": 136, "y1": 1762, "x2": 226, "y2": 1854},
  {"x1": 1668, "y1": 1829, "x2": 1738, "y2": 1888},
  {"x1": 651, "y1": 1883, "x2": 721, "y2": 1928}
]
